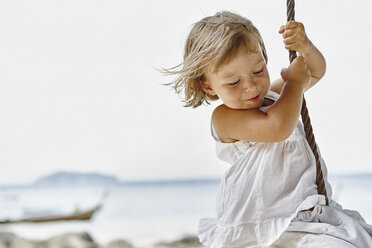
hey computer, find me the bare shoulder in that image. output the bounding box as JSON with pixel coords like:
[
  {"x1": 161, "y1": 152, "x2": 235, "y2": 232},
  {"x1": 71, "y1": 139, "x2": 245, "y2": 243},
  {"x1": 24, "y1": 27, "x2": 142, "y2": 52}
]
[
  {"x1": 270, "y1": 78, "x2": 285, "y2": 94},
  {"x1": 211, "y1": 104, "x2": 275, "y2": 143},
  {"x1": 211, "y1": 105, "x2": 239, "y2": 143}
]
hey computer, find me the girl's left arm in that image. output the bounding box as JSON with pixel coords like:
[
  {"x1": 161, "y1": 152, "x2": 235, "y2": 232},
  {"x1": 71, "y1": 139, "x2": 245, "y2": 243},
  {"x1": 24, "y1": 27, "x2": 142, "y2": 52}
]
[{"x1": 271, "y1": 21, "x2": 326, "y2": 93}]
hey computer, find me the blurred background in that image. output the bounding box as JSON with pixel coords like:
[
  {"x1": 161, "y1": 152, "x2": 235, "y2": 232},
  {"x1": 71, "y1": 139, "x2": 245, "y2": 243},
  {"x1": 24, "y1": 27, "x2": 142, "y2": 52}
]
[{"x1": 0, "y1": 0, "x2": 371, "y2": 247}]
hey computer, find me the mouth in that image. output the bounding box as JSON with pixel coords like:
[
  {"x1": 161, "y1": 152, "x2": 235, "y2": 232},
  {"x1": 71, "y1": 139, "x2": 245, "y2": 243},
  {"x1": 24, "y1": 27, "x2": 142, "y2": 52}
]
[{"x1": 246, "y1": 94, "x2": 260, "y2": 102}]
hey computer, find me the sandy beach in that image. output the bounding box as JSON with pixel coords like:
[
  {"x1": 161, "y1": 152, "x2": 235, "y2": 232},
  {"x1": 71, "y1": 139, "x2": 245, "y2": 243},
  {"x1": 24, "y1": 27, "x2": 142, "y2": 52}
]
[
  {"x1": 1, "y1": 174, "x2": 371, "y2": 247},
  {"x1": 0, "y1": 232, "x2": 205, "y2": 248}
]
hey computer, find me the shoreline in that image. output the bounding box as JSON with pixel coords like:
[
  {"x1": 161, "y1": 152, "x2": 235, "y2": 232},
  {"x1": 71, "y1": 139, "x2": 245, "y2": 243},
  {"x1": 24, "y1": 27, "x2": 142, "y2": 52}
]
[{"x1": 0, "y1": 232, "x2": 206, "y2": 248}]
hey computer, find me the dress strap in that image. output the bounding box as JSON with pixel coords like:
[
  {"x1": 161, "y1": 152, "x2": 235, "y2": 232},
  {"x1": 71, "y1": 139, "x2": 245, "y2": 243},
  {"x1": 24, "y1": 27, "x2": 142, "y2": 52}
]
[{"x1": 264, "y1": 90, "x2": 280, "y2": 102}]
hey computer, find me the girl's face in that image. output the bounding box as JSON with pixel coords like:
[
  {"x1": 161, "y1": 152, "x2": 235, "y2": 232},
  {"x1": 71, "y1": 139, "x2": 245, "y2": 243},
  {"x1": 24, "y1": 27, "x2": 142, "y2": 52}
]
[{"x1": 203, "y1": 48, "x2": 270, "y2": 110}]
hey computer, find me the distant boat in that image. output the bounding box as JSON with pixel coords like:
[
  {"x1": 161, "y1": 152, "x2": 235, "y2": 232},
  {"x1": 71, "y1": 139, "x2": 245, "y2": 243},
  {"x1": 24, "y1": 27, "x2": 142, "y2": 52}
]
[
  {"x1": 0, "y1": 204, "x2": 101, "y2": 224},
  {"x1": 0, "y1": 191, "x2": 108, "y2": 224}
]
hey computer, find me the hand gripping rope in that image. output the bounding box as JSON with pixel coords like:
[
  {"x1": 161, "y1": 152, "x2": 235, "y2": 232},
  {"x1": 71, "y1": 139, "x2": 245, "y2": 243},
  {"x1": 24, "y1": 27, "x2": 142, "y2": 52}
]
[{"x1": 286, "y1": 0, "x2": 329, "y2": 206}]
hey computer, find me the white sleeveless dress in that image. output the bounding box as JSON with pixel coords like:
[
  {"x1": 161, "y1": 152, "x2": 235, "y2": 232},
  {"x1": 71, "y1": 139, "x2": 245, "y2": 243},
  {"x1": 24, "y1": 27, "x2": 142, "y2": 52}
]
[{"x1": 198, "y1": 91, "x2": 372, "y2": 248}]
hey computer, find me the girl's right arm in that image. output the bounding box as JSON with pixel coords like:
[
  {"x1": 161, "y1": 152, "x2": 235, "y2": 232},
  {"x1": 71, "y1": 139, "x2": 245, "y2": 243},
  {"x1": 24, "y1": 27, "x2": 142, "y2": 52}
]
[{"x1": 213, "y1": 56, "x2": 310, "y2": 143}]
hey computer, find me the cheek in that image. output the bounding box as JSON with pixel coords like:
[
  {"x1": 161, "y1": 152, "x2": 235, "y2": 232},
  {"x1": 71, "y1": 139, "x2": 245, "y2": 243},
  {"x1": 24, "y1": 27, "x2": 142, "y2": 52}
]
[
  {"x1": 261, "y1": 74, "x2": 271, "y2": 90},
  {"x1": 220, "y1": 88, "x2": 238, "y2": 101},
  {"x1": 229, "y1": 88, "x2": 243, "y2": 102}
]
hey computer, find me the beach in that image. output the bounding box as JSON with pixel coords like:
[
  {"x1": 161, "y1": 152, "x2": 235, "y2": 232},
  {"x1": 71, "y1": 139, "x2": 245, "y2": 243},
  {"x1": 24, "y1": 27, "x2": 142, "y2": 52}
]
[
  {"x1": 0, "y1": 232, "x2": 205, "y2": 248},
  {"x1": 0, "y1": 174, "x2": 371, "y2": 248},
  {"x1": 0, "y1": 180, "x2": 216, "y2": 247}
]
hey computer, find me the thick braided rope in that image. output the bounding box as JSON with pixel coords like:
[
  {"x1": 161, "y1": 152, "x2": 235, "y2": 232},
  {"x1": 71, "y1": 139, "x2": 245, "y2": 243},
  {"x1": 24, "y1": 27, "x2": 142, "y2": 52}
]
[{"x1": 286, "y1": 0, "x2": 329, "y2": 206}]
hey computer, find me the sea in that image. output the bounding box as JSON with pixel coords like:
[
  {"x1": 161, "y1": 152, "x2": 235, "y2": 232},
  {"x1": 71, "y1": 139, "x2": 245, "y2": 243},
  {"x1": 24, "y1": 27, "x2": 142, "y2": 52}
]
[{"x1": 0, "y1": 174, "x2": 371, "y2": 247}]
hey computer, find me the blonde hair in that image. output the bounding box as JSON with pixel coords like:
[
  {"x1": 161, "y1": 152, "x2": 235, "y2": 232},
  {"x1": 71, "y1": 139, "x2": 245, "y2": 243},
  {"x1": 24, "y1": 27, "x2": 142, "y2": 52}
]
[{"x1": 164, "y1": 11, "x2": 268, "y2": 108}]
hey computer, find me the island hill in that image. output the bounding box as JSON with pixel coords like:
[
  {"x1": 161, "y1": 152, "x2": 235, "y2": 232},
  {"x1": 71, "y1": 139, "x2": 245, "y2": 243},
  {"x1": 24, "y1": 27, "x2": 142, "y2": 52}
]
[
  {"x1": 33, "y1": 171, "x2": 122, "y2": 187},
  {"x1": 31, "y1": 171, "x2": 219, "y2": 187}
]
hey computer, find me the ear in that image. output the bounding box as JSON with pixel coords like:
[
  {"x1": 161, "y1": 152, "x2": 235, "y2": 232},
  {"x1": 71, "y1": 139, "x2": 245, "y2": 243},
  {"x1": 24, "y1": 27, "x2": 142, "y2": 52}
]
[{"x1": 202, "y1": 81, "x2": 217, "y2": 96}]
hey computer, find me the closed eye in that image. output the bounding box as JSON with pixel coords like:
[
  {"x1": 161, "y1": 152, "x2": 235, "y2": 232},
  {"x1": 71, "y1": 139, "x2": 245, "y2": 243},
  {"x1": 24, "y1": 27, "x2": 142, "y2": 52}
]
[
  {"x1": 228, "y1": 80, "x2": 240, "y2": 86},
  {"x1": 253, "y1": 68, "x2": 264, "y2": 75}
]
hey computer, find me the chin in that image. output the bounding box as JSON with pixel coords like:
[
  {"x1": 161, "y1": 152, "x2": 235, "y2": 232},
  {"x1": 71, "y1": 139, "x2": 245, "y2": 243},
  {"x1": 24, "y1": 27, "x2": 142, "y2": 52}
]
[
  {"x1": 234, "y1": 105, "x2": 258, "y2": 110},
  {"x1": 224, "y1": 103, "x2": 243, "y2": 110}
]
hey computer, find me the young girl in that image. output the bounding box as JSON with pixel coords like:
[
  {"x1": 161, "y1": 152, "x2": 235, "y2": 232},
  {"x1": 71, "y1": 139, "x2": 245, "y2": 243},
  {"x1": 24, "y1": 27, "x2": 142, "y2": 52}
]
[{"x1": 166, "y1": 11, "x2": 372, "y2": 247}]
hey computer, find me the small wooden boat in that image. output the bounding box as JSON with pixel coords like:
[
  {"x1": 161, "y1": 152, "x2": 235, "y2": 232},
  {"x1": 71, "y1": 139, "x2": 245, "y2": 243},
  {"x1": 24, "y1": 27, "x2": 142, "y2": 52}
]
[
  {"x1": 0, "y1": 191, "x2": 108, "y2": 224},
  {"x1": 0, "y1": 204, "x2": 101, "y2": 224}
]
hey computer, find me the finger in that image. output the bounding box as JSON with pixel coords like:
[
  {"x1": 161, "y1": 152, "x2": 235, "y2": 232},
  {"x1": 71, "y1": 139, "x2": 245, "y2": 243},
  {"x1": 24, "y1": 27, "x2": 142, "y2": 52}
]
[
  {"x1": 285, "y1": 44, "x2": 299, "y2": 51},
  {"x1": 283, "y1": 36, "x2": 297, "y2": 45},
  {"x1": 278, "y1": 25, "x2": 285, "y2": 34},
  {"x1": 296, "y1": 22, "x2": 305, "y2": 31},
  {"x1": 285, "y1": 20, "x2": 298, "y2": 29},
  {"x1": 282, "y1": 29, "x2": 295, "y2": 39}
]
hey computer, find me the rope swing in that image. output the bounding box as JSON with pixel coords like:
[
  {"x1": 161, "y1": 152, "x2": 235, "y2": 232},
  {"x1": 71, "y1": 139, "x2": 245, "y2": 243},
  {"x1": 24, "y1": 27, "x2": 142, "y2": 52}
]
[{"x1": 286, "y1": 0, "x2": 329, "y2": 206}]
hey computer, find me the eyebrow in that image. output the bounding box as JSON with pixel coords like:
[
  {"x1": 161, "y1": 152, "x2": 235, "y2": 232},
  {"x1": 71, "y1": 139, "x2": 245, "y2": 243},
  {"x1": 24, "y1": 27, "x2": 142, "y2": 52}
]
[
  {"x1": 220, "y1": 58, "x2": 264, "y2": 79},
  {"x1": 221, "y1": 73, "x2": 236, "y2": 79}
]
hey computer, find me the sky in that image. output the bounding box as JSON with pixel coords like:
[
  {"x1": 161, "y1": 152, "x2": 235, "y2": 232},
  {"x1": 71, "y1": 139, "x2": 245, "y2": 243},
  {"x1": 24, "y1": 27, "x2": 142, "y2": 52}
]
[{"x1": 0, "y1": 0, "x2": 371, "y2": 185}]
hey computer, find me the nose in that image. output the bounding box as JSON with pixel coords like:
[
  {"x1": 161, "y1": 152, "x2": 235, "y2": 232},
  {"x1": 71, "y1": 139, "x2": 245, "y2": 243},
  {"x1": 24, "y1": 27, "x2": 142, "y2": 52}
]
[{"x1": 242, "y1": 77, "x2": 257, "y2": 93}]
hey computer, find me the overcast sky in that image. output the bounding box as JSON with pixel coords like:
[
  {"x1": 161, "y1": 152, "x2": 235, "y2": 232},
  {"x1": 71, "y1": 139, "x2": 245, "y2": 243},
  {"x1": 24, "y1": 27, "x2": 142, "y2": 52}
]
[{"x1": 0, "y1": 0, "x2": 371, "y2": 184}]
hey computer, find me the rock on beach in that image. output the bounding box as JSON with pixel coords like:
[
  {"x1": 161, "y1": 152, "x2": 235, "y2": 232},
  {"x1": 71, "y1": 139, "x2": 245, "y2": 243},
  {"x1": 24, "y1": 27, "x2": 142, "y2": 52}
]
[{"x1": 0, "y1": 232, "x2": 205, "y2": 248}]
